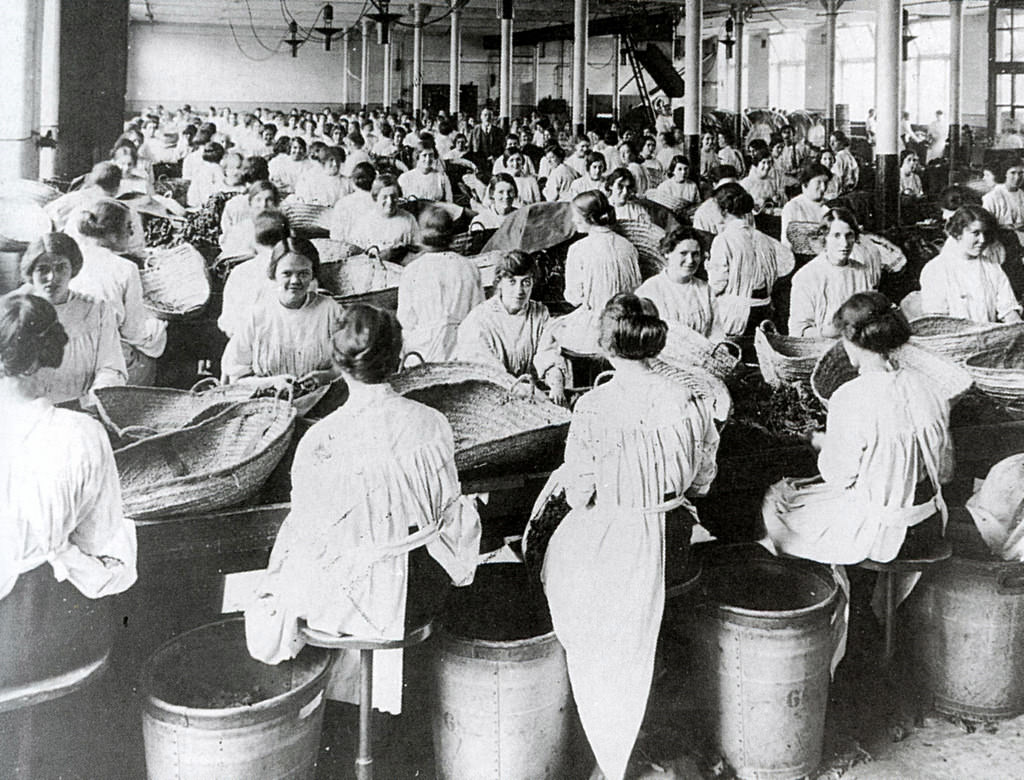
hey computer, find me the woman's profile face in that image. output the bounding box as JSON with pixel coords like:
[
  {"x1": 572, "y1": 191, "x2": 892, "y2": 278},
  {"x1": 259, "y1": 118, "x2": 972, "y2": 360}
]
[
  {"x1": 824, "y1": 219, "x2": 856, "y2": 265},
  {"x1": 642, "y1": 139, "x2": 656, "y2": 158},
  {"x1": 274, "y1": 253, "x2": 314, "y2": 308},
  {"x1": 497, "y1": 273, "x2": 534, "y2": 315},
  {"x1": 955, "y1": 219, "x2": 988, "y2": 258},
  {"x1": 376, "y1": 185, "x2": 400, "y2": 216},
  {"x1": 324, "y1": 157, "x2": 341, "y2": 177},
  {"x1": 30, "y1": 254, "x2": 74, "y2": 305},
  {"x1": 492, "y1": 181, "x2": 517, "y2": 214},
  {"x1": 666, "y1": 238, "x2": 701, "y2": 283}
]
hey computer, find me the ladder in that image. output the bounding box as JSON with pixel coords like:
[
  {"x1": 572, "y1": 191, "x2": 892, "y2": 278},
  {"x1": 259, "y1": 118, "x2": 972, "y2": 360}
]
[{"x1": 622, "y1": 35, "x2": 655, "y2": 127}]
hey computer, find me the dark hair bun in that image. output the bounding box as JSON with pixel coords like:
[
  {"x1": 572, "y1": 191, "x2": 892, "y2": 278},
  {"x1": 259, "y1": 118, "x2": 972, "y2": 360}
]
[
  {"x1": 831, "y1": 291, "x2": 910, "y2": 354},
  {"x1": 331, "y1": 304, "x2": 403, "y2": 384},
  {"x1": 0, "y1": 292, "x2": 69, "y2": 376},
  {"x1": 598, "y1": 293, "x2": 668, "y2": 360}
]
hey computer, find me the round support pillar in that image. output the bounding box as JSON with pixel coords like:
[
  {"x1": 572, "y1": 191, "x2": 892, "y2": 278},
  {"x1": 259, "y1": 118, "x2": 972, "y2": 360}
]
[
  {"x1": 449, "y1": 1, "x2": 462, "y2": 114},
  {"x1": 360, "y1": 18, "x2": 371, "y2": 109},
  {"x1": 412, "y1": 3, "x2": 424, "y2": 118},
  {"x1": 733, "y1": 6, "x2": 745, "y2": 143},
  {"x1": 948, "y1": 0, "x2": 963, "y2": 180},
  {"x1": 571, "y1": 0, "x2": 588, "y2": 135},
  {"x1": 0, "y1": 0, "x2": 45, "y2": 180},
  {"x1": 683, "y1": 0, "x2": 703, "y2": 185},
  {"x1": 875, "y1": 0, "x2": 901, "y2": 229}
]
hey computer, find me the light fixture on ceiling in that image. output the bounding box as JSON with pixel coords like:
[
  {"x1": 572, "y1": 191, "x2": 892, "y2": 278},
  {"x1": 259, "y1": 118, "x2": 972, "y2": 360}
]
[
  {"x1": 285, "y1": 19, "x2": 303, "y2": 57},
  {"x1": 721, "y1": 17, "x2": 735, "y2": 60},
  {"x1": 368, "y1": 0, "x2": 404, "y2": 46},
  {"x1": 314, "y1": 4, "x2": 344, "y2": 51}
]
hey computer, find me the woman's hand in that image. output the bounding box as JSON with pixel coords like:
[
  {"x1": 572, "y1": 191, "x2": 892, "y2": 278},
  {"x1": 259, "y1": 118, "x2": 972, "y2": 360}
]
[
  {"x1": 295, "y1": 369, "x2": 337, "y2": 391},
  {"x1": 545, "y1": 368, "x2": 570, "y2": 408},
  {"x1": 810, "y1": 430, "x2": 827, "y2": 452}
]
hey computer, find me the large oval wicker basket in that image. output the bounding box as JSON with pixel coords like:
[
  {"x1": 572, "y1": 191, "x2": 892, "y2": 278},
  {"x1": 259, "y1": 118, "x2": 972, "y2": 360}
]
[
  {"x1": 754, "y1": 320, "x2": 834, "y2": 387},
  {"x1": 3, "y1": 179, "x2": 62, "y2": 207},
  {"x1": 281, "y1": 201, "x2": 332, "y2": 238},
  {"x1": 909, "y1": 317, "x2": 1024, "y2": 364},
  {"x1": 319, "y1": 252, "x2": 403, "y2": 310},
  {"x1": 964, "y1": 337, "x2": 1024, "y2": 400},
  {"x1": 139, "y1": 244, "x2": 211, "y2": 320},
  {"x1": 648, "y1": 358, "x2": 732, "y2": 424},
  {"x1": 94, "y1": 383, "x2": 259, "y2": 443},
  {"x1": 658, "y1": 324, "x2": 742, "y2": 381},
  {"x1": 310, "y1": 238, "x2": 361, "y2": 265},
  {"x1": 617, "y1": 218, "x2": 666, "y2": 279},
  {"x1": 811, "y1": 341, "x2": 973, "y2": 408},
  {"x1": 114, "y1": 397, "x2": 296, "y2": 520},
  {"x1": 0, "y1": 199, "x2": 51, "y2": 252},
  {"x1": 387, "y1": 362, "x2": 571, "y2": 474}
]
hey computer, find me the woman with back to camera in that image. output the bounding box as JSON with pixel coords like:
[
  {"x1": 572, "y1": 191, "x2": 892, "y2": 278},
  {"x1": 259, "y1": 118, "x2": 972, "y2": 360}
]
[
  {"x1": 0, "y1": 291, "x2": 136, "y2": 604},
  {"x1": 246, "y1": 304, "x2": 480, "y2": 716},
  {"x1": 763, "y1": 291, "x2": 953, "y2": 564},
  {"x1": 70, "y1": 198, "x2": 166, "y2": 385},
  {"x1": 528, "y1": 293, "x2": 719, "y2": 780},
  {"x1": 18, "y1": 233, "x2": 125, "y2": 409},
  {"x1": 563, "y1": 190, "x2": 641, "y2": 313}
]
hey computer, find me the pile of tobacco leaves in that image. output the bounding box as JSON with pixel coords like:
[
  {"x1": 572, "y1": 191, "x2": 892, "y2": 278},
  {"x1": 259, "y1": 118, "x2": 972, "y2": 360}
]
[{"x1": 722, "y1": 369, "x2": 827, "y2": 453}]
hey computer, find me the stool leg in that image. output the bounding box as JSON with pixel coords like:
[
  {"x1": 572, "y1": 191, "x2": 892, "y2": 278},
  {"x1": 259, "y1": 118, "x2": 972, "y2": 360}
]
[
  {"x1": 356, "y1": 648, "x2": 374, "y2": 780},
  {"x1": 882, "y1": 572, "x2": 895, "y2": 667}
]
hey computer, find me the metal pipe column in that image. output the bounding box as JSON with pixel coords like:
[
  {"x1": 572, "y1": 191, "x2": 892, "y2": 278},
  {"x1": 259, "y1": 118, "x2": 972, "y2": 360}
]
[
  {"x1": 0, "y1": 0, "x2": 45, "y2": 179},
  {"x1": 948, "y1": 0, "x2": 963, "y2": 180},
  {"x1": 683, "y1": 0, "x2": 702, "y2": 185},
  {"x1": 571, "y1": 0, "x2": 588, "y2": 135},
  {"x1": 612, "y1": 34, "x2": 620, "y2": 123},
  {"x1": 733, "y1": 4, "x2": 744, "y2": 143},
  {"x1": 412, "y1": 3, "x2": 424, "y2": 118},
  {"x1": 875, "y1": 0, "x2": 901, "y2": 229},
  {"x1": 823, "y1": 0, "x2": 839, "y2": 136},
  {"x1": 38, "y1": 0, "x2": 60, "y2": 180},
  {"x1": 499, "y1": 1, "x2": 514, "y2": 129},
  {"x1": 534, "y1": 44, "x2": 541, "y2": 109},
  {"x1": 341, "y1": 29, "x2": 350, "y2": 110},
  {"x1": 383, "y1": 40, "x2": 393, "y2": 111},
  {"x1": 449, "y1": 0, "x2": 462, "y2": 114},
  {"x1": 360, "y1": 18, "x2": 371, "y2": 109}
]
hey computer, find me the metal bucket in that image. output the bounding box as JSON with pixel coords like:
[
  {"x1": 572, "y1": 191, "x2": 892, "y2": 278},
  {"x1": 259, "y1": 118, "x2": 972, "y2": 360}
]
[
  {"x1": 0, "y1": 564, "x2": 113, "y2": 713},
  {"x1": 141, "y1": 617, "x2": 333, "y2": 780},
  {"x1": 686, "y1": 548, "x2": 838, "y2": 780},
  {"x1": 432, "y1": 563, "x2": 574, "y2": 780},
  {"x1": 906, "y1": 527, "x2": 1024, "y2": 720}
]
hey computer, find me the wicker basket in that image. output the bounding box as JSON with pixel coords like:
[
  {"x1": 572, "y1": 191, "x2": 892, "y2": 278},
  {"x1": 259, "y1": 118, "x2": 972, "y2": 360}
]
[
  {"x1": 319, "y1": 251, "x2": 403, "y2": 309},
  {"x1": 387, "y1": 362, "x2": 571, "y2": 473},
  {"x1": 114, "y1": 397, "x2": 296, "y2": 520},
  {"x1": 909, "y1": 317, "x2": 1024, "y2": 364},
  {"x1": 785, "y1": 221, "x2": 825, "y2": 256},
  {"x1": 862, "y1": 233, "x2": 907, "y2": 273},
  {"x1": 4, "y1": 179, "x2": 62, "y2": 207},
  {"x1": 450, "y1": 228, "x2": 494, "y2": 257},
  {"x1": 964, "y1": 337, "x2": 1024, "y2": 400},
  {"x1": 643, "y1": 188, "x2": 688, "y2": 215},
  {"x1": 139, "y1": 243, "x2": 211, "y2": 320},
  {"x1": 281, "y1": 201, "x2": 332, "y2": 237},
  {"x1": 618, "y1": 218, "x2": 666, "y2": 279},
  {"x1": 649, "y1": 358, "x2": 732, "y2": 424},
  {"x1": 754, "y1": 320, "x2": 834, "y2": 387},
  {"x1": 658, "y1": 325, "x2": 742, "y2": 381},
  {"x1": 95, "y1": 383, "x2": 259, "y2": 442},
  {"x1": 310, "y1": 238, "x2": 361, "y2": 265},
  {"x1": 811, "y1": 341, "x2": 973, "y2": 407},
  {"x1": 0, "y1": 199, "x2": 51, "y2": 252}
]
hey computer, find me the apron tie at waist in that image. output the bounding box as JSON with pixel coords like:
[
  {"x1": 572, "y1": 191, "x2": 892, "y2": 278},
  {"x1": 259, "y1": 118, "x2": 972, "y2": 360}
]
[{"x1": 875, "y1": 496, "x2": 942, "y2": 530}]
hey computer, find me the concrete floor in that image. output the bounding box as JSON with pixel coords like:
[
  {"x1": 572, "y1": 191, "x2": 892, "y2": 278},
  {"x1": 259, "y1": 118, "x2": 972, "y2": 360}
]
[{"x1": 6, "y1": 567, "x2": 1024, "y2": 780}]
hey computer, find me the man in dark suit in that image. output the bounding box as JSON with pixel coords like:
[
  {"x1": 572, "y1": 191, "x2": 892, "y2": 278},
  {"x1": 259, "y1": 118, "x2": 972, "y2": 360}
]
[{"x1": 469, "y1": 108, "x2": 505, "y2": 171}]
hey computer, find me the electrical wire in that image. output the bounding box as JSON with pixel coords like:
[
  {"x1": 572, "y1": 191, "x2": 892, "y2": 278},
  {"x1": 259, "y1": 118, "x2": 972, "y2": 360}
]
[
  {"x1": 241, "y1": 0, "x2": 281, "y2": 53},
  {"x1": 228, "y1": 16, "x2": 285, "y2": 61}
]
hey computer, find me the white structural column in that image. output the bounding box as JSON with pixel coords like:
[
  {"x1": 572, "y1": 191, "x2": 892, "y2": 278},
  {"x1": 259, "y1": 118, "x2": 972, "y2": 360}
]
[
  {"x1": 948, "y1": 0, "x2": 963, "y2": 177},
  {"x1": 612, "y1": 34, "x2": 620, "y2": 122},
  {"x1": 822, "y1": 0, "x2": 840, "y2": 134},
  {"x1": 733, "y1": 4, "x2": 744, "y2": 140},
  {"x1": 499, "y1": 1, "x2": 514, "y2": 128},
  {"x1": 0, "y1": 0, "x2": 45, "y2": 179},
  {"x1": 38, "y1": 0, "x2": 60, "y2": 180},
  {"x1": 534, "y1": 44, "x2": 541, "y2": 110},
  {"x1": 383, "y1": 39, "x2": 393, "y2": 110},
  {"x1": 571, "y1": 0, "x2": 588, "y2": 133},
  {"x1": 683, "y1": 0, "x2": 702, "y2": 182},
  {"x1": 360, "y1": 18, "x2": 371, "y2": 108},
  {"x1": 449, "y1": 0, "x2": 462, "y2": 114},
  {"x1": 875, "y1": 0, "x2": 901, "y2": 229},
  {"x1": 341, "y1": 29, "x2": 350, "y2": 109},
  {"x1": 412, "y1": 3, "x2": 424, "y2": 117}
]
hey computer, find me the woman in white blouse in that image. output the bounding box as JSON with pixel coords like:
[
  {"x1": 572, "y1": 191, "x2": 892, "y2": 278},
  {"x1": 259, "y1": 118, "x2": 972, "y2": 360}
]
[
  {"x1": 19, "y1": 233, "x2": 125, "y2": 409},
  {"x1": 398, "y1": 145, "x2": 454, "y2": 202},
  {"x1": 344, "y1": 175, "x2": 420, "y2": 254},
  {"x1": 69, "y1": 199, "x2": 167, "y2": 385},
  {"x1": 469, "y1": 173, "x2": 519, "y2": 231},
  {"x1": 0, "y1": 291, "x2": 136, "y2": 602},
  {"x1": 567, "y1": 152, "x2": 609, "y2": 199},
  {"x1": 605, "y1": 168, "x2": 651, "y2": 224},
  {"x1": 635, "y1": 226, "x2": 716, "y2": 337},
  {"x1": 222, "y1": 238, "x2": 344, "y2": 392},
  {"x1": 920, "y1": 205, "x2": 1022, "y2": 324}
]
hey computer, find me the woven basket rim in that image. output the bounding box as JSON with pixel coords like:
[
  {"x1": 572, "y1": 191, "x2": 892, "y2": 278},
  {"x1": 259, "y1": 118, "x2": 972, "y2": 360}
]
[
  {"x1": 964, "y1": 344, "x2": 1024, "y2": 370},
  {"x1": 95, "y1": 384, "x2": 257, "y2": 436}
]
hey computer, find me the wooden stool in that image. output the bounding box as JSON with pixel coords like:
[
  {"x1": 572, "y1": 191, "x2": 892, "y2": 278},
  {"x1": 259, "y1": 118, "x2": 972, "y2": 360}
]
[
  {"x1": 298, "y1": 619, "x2": 435, "y2": 780},
  {"x1": 857, "y1": 538, "x2": 952, "y2": 665}
]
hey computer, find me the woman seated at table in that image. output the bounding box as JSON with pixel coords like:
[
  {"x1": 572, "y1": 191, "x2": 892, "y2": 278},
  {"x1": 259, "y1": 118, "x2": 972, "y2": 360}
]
[
  {"x1": 706, "y1": 183, "x2": 795, "y2": 339},
  {"x1": 920, "y1": 205, "x2": 1022, "y2": 324},
  {"x1": 635, "y1": 226, "x2": 716, "y2": 337},
  {"x1": 218, "y1": 210, "x2": 291, "y2": 339},
  {"x1": 899, "y1": 150, "x2": 924, "y2": 198},
  {"x1": 527, "y1": 293, "x2": 718, "y2": 780},
  {"x1": 505, "y1": 149, "x2": 542, "y2": 205},
  {"x1": 69, "y1": 199, "x2": 166, "y2": 386},
  {"x1": 455, "y1": 250, "x2": 552, "y2": 377},
  {"x1": 398, "y1": 144, "x2": 454, "y2": 202},
  {"x1": 780, "y1": 164, "x2": 832, "y2": 248},
  {"x1": 292, "y1": 145, "x2": 351, "y2": 206},
  {"x1": 470, "y1": 173, "x2": 519, "y2": 231},
  {"x1": 654, "y1": 155, "x2": 700, "y2": 207},
  {"x1": 397, "y1": 206, "x2": 483, "y2": 362},
  {"x1": 246, "y1": 304, "x2": 480, "y2": 717},
  {"x1": 18, "y1": 233, "x2": 125, "y2": 409},
  {"x1": 221, "y1": 238, "x2": 344, "y2": 395},
  {"x1": 740, "y1": 147, "x2": 786, "y2": 214},
  {"x1": 763, "y1": 291, "x2": 953, "y2": 565},
  {"x1": 345, "y1": 175, "x2": 420, "y2": 256},
  {"x1": 567, "y1": 152, "x2": 609, "y2": 200},
  {"x1": 605, "y1": 168, "x2": 650, "y2": 223},
  {"x1": 788, "y1": 208, "x2": 892, "y2": 338},
  {"x1": 111, "y1": 140, "x2": 152, "y2": 197},
  {"x1": 219, "y1": 181, "x2": 281, "y2": 256},
  {"x1": 0, "y1": 291, "x2": 136, "y2": 602}
]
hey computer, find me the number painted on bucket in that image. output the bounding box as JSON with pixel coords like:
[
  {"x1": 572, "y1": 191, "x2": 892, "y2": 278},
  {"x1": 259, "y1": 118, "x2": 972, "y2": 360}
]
[{"x1": 787, "y1": 688, "x2": 803, "y2": 708}]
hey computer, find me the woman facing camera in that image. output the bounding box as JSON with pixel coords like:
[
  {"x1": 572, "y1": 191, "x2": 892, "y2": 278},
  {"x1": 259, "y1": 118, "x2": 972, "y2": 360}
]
[
  {"x1": 18, "y1": 233, "x2": 125, "y2": 408},
  {"x1": 529, "y1": 293, "x2": 719, "y2": 780},
  {"x1": 246, "y1": 304, "x2": 480, "y2": 714},
  {"x1": 763, "y1": 292, "x2": 953, "y2": 564},
  {"x1": 0, "y1": 292, "x2": 136, "y2": 601},
  {"x1": 635, "y1": 227, "x2": 716, "y2": 337}
]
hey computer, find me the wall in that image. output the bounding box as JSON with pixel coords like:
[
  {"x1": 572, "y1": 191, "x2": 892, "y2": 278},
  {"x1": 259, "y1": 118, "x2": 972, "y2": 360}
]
[
  {"x1": 746, "y1": 32, "x2": 770, "y2": 108},
  {"x1": 58, "y1": 0, "x2": 129, "y2": 177},
  {"x1": 961, "y1": 10, "x2": 987, "y2": 127}
]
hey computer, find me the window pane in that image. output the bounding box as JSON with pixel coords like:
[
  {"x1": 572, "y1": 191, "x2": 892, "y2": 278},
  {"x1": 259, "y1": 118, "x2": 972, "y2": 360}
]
[
  {"x1": 997, "y1": 9, "x2": 1014, "y2": 31},
  {"x1": 999, "y1": 73, "x2": 1014, "y2": 105},
  {"x1": 1015, "y1": 74, "x2": 1024, "y2": 102},
  {"x1": 998, "y1": 29, "x2": 1013, "y2": 61},
  {"x1": 997, "y1": 109, "x2": 1017, "y2": 136}
]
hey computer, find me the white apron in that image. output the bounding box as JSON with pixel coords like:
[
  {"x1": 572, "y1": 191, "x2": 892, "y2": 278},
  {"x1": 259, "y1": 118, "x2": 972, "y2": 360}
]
[
  {"x1": 525, "y1": 471, "x2": 694, "y2": 780},
  {"x1": 715, "y1": 293, "x2": 770, "y2": 338}
]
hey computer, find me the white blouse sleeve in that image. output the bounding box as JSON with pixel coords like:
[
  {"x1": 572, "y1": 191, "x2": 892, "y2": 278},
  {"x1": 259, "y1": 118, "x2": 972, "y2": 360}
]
[
  {"x1": 86, "y1": 301, "x2": 129, "y2": 403},
  {"x1": 707, "y1": 235, "x2": 731, "y2": 295},
  {"x1": 563, "y1": 242, "x2": 586, "y2": 307},
  {"x1": 817, "y1": 392, "x2": 867, "y2": 489},
  {"x1": 558, "y1": 406, "x2": 598, "y2": 510},
  {"x1": 787, "y1": 267, "x2": 819, "y2": 337},
  {"x1": 918, "y1": 259, "x2": 950, "y2": 316},
  {"x1": 221, "y1": 310, "x2": 257, "y2": 381}
]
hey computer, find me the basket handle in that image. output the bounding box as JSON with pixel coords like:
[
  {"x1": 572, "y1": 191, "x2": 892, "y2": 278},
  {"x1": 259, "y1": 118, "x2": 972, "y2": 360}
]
[
  {"x1": 711, "y1": 340, "x2": 743, "y2": 362},
  {"x1": 506, "y1": 374, "x2": 537, "y2": 402},
  {"x1": 759, "y1": 320, "x2": 778, "y2": 336},
  {"x1": 120, "y1": 424, "x2": 160, "y2": 441},
  {"x1": 593, "y1": 370, "x2": 616, "y2": 387},
  {"x1": 400, "y1": 351, "x2": 425, "y2": 371},
  {"x1": 189, "y1": 376, "x2": 222, "y2": 394},
  {"x1": 143, "y1": 253, "x2": 159, "y2": 272}
]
